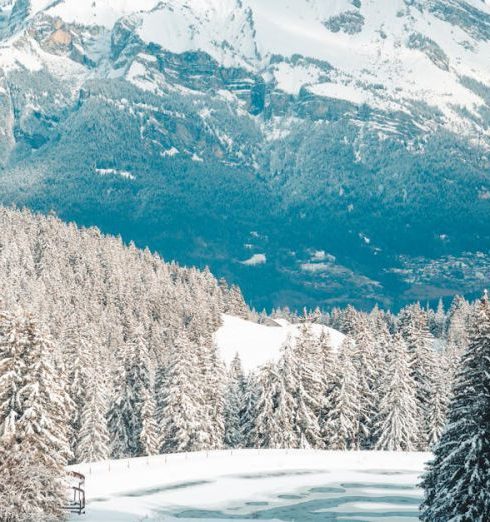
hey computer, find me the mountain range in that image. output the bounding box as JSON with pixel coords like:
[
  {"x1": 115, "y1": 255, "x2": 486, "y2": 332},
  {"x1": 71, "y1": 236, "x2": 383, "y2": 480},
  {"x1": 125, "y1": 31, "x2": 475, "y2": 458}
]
[{"x1": 1, "y1": 0, "x2": 489, "y2": 310}]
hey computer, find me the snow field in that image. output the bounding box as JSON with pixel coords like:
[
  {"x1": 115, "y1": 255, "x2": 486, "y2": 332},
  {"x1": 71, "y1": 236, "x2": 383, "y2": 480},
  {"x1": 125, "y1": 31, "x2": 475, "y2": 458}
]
[
  {"x1": 68, "y1": 449, "x2": 429, "y2": 521},
  {"x1": 214, "y1": 314, "x2": 345, "y2": 372}
]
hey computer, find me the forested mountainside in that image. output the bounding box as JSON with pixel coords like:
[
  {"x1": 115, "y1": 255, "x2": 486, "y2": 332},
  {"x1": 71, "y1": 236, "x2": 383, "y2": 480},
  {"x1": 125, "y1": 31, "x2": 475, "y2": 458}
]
[
  {"x1": 0, "y1": 206, "x2": 480, "y2": 520},
  {"x1": 0, "y1": 206, "x2": 249, "y2": 348},
  {"x1": 0, "y1": 0, "x2": 489, "y2": 310}
]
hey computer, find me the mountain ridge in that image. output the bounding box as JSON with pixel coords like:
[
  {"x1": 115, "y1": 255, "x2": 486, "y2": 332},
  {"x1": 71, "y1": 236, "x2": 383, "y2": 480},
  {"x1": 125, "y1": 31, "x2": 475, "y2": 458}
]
[
  {"x1": 2, "y1": 0, "x2": 489, "y2": 130},
  {"x1": 0, "y1": 0, "x2": 489, "y2": 310}
]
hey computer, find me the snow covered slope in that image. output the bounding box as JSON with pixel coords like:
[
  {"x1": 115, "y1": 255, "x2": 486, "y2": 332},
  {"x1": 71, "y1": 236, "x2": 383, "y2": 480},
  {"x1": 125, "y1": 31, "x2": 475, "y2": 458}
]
[
  {"x1": 68, "y1": 449, "x2": 429, "y2": 521},
  {"x1": 215, "y1": 314, "x2": 345, "y2": 372}
]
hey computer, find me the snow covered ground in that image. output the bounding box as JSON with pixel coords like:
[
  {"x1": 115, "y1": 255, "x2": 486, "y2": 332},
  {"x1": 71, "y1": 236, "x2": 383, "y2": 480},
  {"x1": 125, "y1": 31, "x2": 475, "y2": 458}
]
[
  {"x1": 214, "y1": 314, "x2": 345, "y2": 372},
  {"x1": 68, "y1": 449, "x2": 429, "y2": 521}
]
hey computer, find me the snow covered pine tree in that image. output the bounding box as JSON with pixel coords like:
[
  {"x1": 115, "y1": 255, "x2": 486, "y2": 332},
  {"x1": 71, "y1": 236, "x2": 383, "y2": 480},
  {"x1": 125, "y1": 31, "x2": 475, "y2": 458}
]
[
  {"x1": 0, "y1": 312, "x2": 72, "y2": 521},
  {"x1": 420, "y1": 291, "x2": 490, "y2": 521}
]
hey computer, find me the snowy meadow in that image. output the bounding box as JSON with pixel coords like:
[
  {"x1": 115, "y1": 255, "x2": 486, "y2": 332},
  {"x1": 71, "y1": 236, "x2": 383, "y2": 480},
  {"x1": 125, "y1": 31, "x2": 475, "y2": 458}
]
[{"x1": 69, "y1": 449, "x2": 429, "y2": 521}]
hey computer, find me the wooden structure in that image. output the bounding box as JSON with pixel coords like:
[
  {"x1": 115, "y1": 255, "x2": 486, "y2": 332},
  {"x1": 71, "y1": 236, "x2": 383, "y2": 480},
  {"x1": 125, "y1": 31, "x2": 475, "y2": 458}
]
[{"x1": 64, "y1": 471, "x2": 85, "y2": 515}]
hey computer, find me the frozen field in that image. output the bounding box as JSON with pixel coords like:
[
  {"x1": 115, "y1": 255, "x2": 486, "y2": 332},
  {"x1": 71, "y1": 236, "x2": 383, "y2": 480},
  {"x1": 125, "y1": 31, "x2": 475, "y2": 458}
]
[{"x1": 69, "y1": 449, "x2": 428, "y2": 521}]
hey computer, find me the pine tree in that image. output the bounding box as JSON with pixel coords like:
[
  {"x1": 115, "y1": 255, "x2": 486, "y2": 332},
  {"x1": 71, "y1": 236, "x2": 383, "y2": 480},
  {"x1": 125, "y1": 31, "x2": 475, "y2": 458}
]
[
  {"x1": 274, "y1": 375, "x2": 297, "y2": 449},
  {"x1": 18, "y1": 316, "x2": 72, "y2": 467},
  {"x1": 374, "y1": 334, "x2": 418, "y2": 451},
  {"x1": 318, "y1": 331, "x2": 338, "y2": 444},
  {"x1": 64, "y1": 320, "x2": 93, "y2": 455},
  {"x1": 154, "y1": 364, "x2": 168, "y2": 443},
  {"x1": 431, "y1": 299, "x2": 446, "y2": 338},
  {"x1": 370, "y1": 318, "x2": 393, "y2": 433},
  {"x1": 399, "y1": 303, "x2": 436, "y2": 449},
  {"x1": 108, "y1": 325, "x2": 157, "y2": 458},
  {"x1": 420, "y1": 292, "x2": 490, "y2": 521},
  {"x1": 0, "y1": 312, "x2": 71, "y2": 521},
  {"x1": 323, "y1": 339, "x2": 360, "y2": 450},
  {"x1": 76, "y1": 369, "x2": 110, "y2": 463},
  {"x1": 351, "y1": 316, "x2": 378, "y2": 448},
  {"x1": 0, "y1": 439, "x2": 67, "y2": 521},
  {"x1": 224, "y1": 353, "x2": 246, "y2": 448},
  {"x1": 339, "y1": 305, "x2": 361, "y2": 336},
  {"x1": 107, "y1": 343, "x2": 138, "y2": 458},
  {"x1": 198, "y1": 338, "x2": 225, "y2": 450},
  {"x1": 225, "y1": 284, "x2": 249, "y2": 319},
  {"x1": 318, "y1": 330, "x2": 336, "y2": 384},
  {"x1": 139, "y1": 387, "x2": 159, "y2": 456},
  {"x1": 445, "y1": 295, "x2": 471, "y2": 382},
  {"x1": 277, "y1": 342, "x2": 300, "y2": 448},
  {"x1": 292, "y1": 327, "x2": 322, "y2": 448},
  {"x1": 426, "y1": 357, "x2": 450, "y2": 448},
  {"x1": 0, "y1": 311, "x2": 28, "y2": 442},
  {"x1": 241, "y1": 373, "x2": 258, "y2": 448},
  {"x1": 249, "y1": 362, "x2": 283, "y2": 448},
  {"x1": 160, "y1": 333, "x2": 209, "y2": 453}
]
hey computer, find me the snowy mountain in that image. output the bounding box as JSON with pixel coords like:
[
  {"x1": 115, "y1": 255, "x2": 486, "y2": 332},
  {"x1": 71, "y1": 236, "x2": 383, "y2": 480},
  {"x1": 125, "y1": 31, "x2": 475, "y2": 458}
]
[
  {"x1": 0, "y1": 0, "x2": 489, "y2": 309},
  {"x1": 2, "y1": 0, "x2": 489, "y2": 127}
]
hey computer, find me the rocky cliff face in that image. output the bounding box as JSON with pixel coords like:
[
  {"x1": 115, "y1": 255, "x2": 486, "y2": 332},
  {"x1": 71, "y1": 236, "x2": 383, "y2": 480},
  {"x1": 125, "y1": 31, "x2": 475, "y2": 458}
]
[{"x1": 0, "y1": 0, "x2": 489, "y2": 309}]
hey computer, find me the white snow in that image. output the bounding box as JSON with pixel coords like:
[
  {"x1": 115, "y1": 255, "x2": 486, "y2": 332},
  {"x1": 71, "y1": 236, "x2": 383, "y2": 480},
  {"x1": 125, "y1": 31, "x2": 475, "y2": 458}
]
[
  {"x1": 272, "y1": 61, "x2": 324, "y2": 96},
  {"x1": 214, "y1": 314, "x2": 344, "y2": 372},
  {"x1": 309, "y1": 250, "x2": 336, "y2": 263},
  {"x1": 161, "y1": 147, "x2": 179, "y2": 157},
  {"x1": 136, "y1": 0, "x2": 258, "y2": 70},
  {"x1": 0, "y1": 40, "x2": 44, "y2": 72},
  {"x1": 332, "y1": 501, "x2": 416, "y2": 512},
  {"x1": 29, "y1": 0, "x2": 56, "y2": 14},
  {"x1": 47, "y1": 0, "x2": 162, "y2": 29},
  {"x1": 146, "y1": 0, "x2": 481, "y2": 133},
  {"x1": 359, "y1": 233, "x2": 371, "y2": 244},
  {"x1": 301, "y1": 262, "x2": 331, "y2": 273},
  {"x1": 137, "y1": 0, "x2": 490, "y2": 130},
  {"x1": 125, "y1": 61, "x2": 156, "y2": 93},
  {"x1": 309, "y1": 81, "x2": 367, "y2": 105},
  {"x1": 311, "y1": 250, "x2": 328, "y2": 261},
  {"x1": 95, "y1": 168, "x2": 135, "y2": 180},
  {"x1": 68, "y1": 449, "x2": 429, "y2": 521},
  {"x1": 240, "y1": 253, "x2": 267, "y2": 266},
  {"x1": 0, "y1": 36, "x2": 88, "y2": 92},
  {"x1": 357, "y1": 487, "x2": 422, "y2": 497}
]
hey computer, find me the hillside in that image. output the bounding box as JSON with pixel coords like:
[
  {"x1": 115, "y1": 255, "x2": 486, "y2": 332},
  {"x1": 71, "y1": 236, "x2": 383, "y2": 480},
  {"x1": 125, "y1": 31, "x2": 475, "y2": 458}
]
[
  {"x1": 0, "y1": 0, "x2": 489, "y2": 309},
  {"x1": 0, "y1": 205, "x2": 228, "y2": 353},
  {"x1": 215, "y1": 313, "x2": 345, "y2": 372}
]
